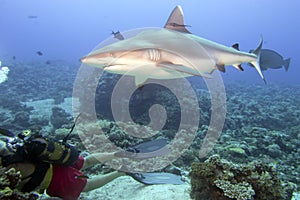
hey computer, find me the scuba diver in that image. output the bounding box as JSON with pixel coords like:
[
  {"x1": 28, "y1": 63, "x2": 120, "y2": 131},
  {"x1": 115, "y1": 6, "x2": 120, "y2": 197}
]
[{"x1": 0, "y1": 126, "x2": 183, "y2": 200}]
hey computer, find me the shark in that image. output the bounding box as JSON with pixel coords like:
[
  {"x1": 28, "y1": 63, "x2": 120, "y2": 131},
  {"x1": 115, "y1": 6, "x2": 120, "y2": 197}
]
[{"x1": 81, "y1": 5, "x2": 265, "y2": 86}]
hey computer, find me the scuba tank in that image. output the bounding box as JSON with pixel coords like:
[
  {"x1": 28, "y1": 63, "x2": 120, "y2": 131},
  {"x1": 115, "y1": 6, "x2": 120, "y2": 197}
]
[
  {"x1": 0, "y1": 115, "x2": 80, "y2": 167},
  {"x1": 0, "y1": 116, "x2": 81, "y2": 193},
  {"x1": 19, "y1": 132, "x2": 79, "y2": 166}
]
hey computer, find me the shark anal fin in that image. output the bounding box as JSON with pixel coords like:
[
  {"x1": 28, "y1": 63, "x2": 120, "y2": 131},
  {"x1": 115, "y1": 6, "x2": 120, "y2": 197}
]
[{"x1": 232, "y1": 64, "x2": 244, "y2": 71}]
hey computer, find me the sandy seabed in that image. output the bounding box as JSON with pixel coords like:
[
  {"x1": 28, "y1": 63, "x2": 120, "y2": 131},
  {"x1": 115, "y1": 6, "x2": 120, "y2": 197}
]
[{"x1": 81, "y1": 176, "x2": 191, "y2": 200}]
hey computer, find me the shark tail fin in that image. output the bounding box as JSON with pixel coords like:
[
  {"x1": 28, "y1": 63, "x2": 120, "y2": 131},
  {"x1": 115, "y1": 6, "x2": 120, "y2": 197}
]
[
  {"x1": 283, "y1": 58, "x2": 291, "y2": 71},
  {"x1": 249, "y1": 37, "x2": 265, "y2": 82}
]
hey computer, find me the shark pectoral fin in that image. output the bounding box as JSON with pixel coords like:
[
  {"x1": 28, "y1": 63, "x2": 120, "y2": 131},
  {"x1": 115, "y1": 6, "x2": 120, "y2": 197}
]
[
  {"x1": 135, "y1": 75, "x2": 148, "y2": 87},
  {"x1": 232, "y1": 64, "x2": 244, "y2": 71},
  {"x1": 158, "y1": 62, "x2": 208, "y2": 77}
]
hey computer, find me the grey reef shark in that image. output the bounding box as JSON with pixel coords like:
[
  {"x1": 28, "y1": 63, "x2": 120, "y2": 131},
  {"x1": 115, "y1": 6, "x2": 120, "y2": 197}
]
[{"x1": 81, "y1": 5, "x2": 265, "y2": 86}]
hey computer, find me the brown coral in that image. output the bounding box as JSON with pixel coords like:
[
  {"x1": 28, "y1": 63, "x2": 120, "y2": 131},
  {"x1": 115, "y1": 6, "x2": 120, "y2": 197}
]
[
  {"x1": 190, "y1": 155, "x2": 295, "y2": 200},
  {"x1": 0, "y1": 166, "x2": 38, "y2": 200}
]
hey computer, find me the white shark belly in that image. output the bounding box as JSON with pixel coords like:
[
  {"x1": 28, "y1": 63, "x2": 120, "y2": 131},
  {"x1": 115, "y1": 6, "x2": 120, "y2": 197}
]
[{"x1": 104, "y1": 64, "x2": 191, "y2": 79}]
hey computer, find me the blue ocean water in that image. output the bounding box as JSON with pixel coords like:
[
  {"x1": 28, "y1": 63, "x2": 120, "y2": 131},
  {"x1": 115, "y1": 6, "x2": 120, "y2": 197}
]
[
  {"x1": 0, "y1": 0, "x2": 299, "y2": 199},
  {"x1": 0, "y1": 0, "x2": 299, "y2": 84}
]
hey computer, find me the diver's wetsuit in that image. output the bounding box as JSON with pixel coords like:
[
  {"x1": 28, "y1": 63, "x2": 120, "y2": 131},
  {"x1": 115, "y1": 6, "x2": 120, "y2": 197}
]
[{"x1": 47, "y1": 156, "x2": 87, "y2": 200}]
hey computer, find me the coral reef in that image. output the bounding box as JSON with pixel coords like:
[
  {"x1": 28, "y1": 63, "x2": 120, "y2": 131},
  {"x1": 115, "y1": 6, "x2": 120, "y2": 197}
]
[
  {"x1": 214, "y1": 180, "x2": 255, "y2": 200},
  {"x1": 0, "y1": 59, "x2": 299, "y2": 198},
  {"x1": 50, "y1": 106, "x2": 71, "y2": 130},
  {"x1": 190, "y1": 155, "x2": 295, "y2": 200},
  {"x1": 0, "y1": 166, "x2": 38, "y2": 200},
  {"x1": 224, "y1": 83, "x2": 300, "y2": 131}
]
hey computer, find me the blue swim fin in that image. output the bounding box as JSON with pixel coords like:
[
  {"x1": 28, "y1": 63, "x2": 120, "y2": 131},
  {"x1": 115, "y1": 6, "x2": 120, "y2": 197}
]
[
  {"x1": 129, "y1": 172, "x2": 184, "y2": 185},
  {"x1": 114, "y1": 139, "x2": 170, "y2": 159}
]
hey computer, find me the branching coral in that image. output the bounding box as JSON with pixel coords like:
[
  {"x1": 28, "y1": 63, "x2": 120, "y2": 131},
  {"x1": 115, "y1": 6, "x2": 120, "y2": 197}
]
[
  {"x1": 214, "y1": 180, "x2": 255, "y2": 200},
  {"x1": 0, "y1": 166, "x2": 38, "y2": 200},
  {"x1": 190, "y1": 155, "x2": 294, "y2": 200}
]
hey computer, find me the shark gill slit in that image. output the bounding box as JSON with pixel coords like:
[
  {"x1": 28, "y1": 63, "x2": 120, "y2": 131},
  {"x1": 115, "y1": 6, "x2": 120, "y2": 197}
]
[{"x1": 148, "y1": 49, "x2": 161, "y2": 62}]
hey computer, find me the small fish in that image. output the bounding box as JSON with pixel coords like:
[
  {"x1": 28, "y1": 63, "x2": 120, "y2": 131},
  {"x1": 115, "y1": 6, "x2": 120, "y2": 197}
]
[
  {"x1": 28, "y1": 15, "x2": 38, "y2": 19},
  {"x1": 36, "y1": 51, "x2": 43, "y2": 56},
  {"x1": 259, "y1": 49, "x2": 291, "y2": 71},
  {"x1": 111, "y1": 31, "x2": 124, "y2": 40}
]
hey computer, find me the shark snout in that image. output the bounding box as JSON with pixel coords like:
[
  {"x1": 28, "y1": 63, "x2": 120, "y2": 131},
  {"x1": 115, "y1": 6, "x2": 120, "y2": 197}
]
[
  {"x1": 80, "y1": 56, "x2": 87, "y2": 63},
  {"x1": 79, "y1": 54, "x2": 112, "y2": 69},
  {"x1": 80, "y1": 56, "x2": 97, "y2": 65}
]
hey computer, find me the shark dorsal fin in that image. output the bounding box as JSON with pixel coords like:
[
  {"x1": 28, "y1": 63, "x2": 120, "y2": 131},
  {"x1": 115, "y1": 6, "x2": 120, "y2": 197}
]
[{"x1": 164, "y1": 5, "x2": 191, "y2": 33}]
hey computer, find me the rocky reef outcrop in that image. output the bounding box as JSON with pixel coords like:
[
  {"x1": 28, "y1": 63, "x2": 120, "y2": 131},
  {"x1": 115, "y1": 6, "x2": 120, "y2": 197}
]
[
  {"x1": 190, "y1": 155, "x2": 295, "y2": 200},
  {"x1": 0, "y1": 166, "x2": 38, "y2": 200}
]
